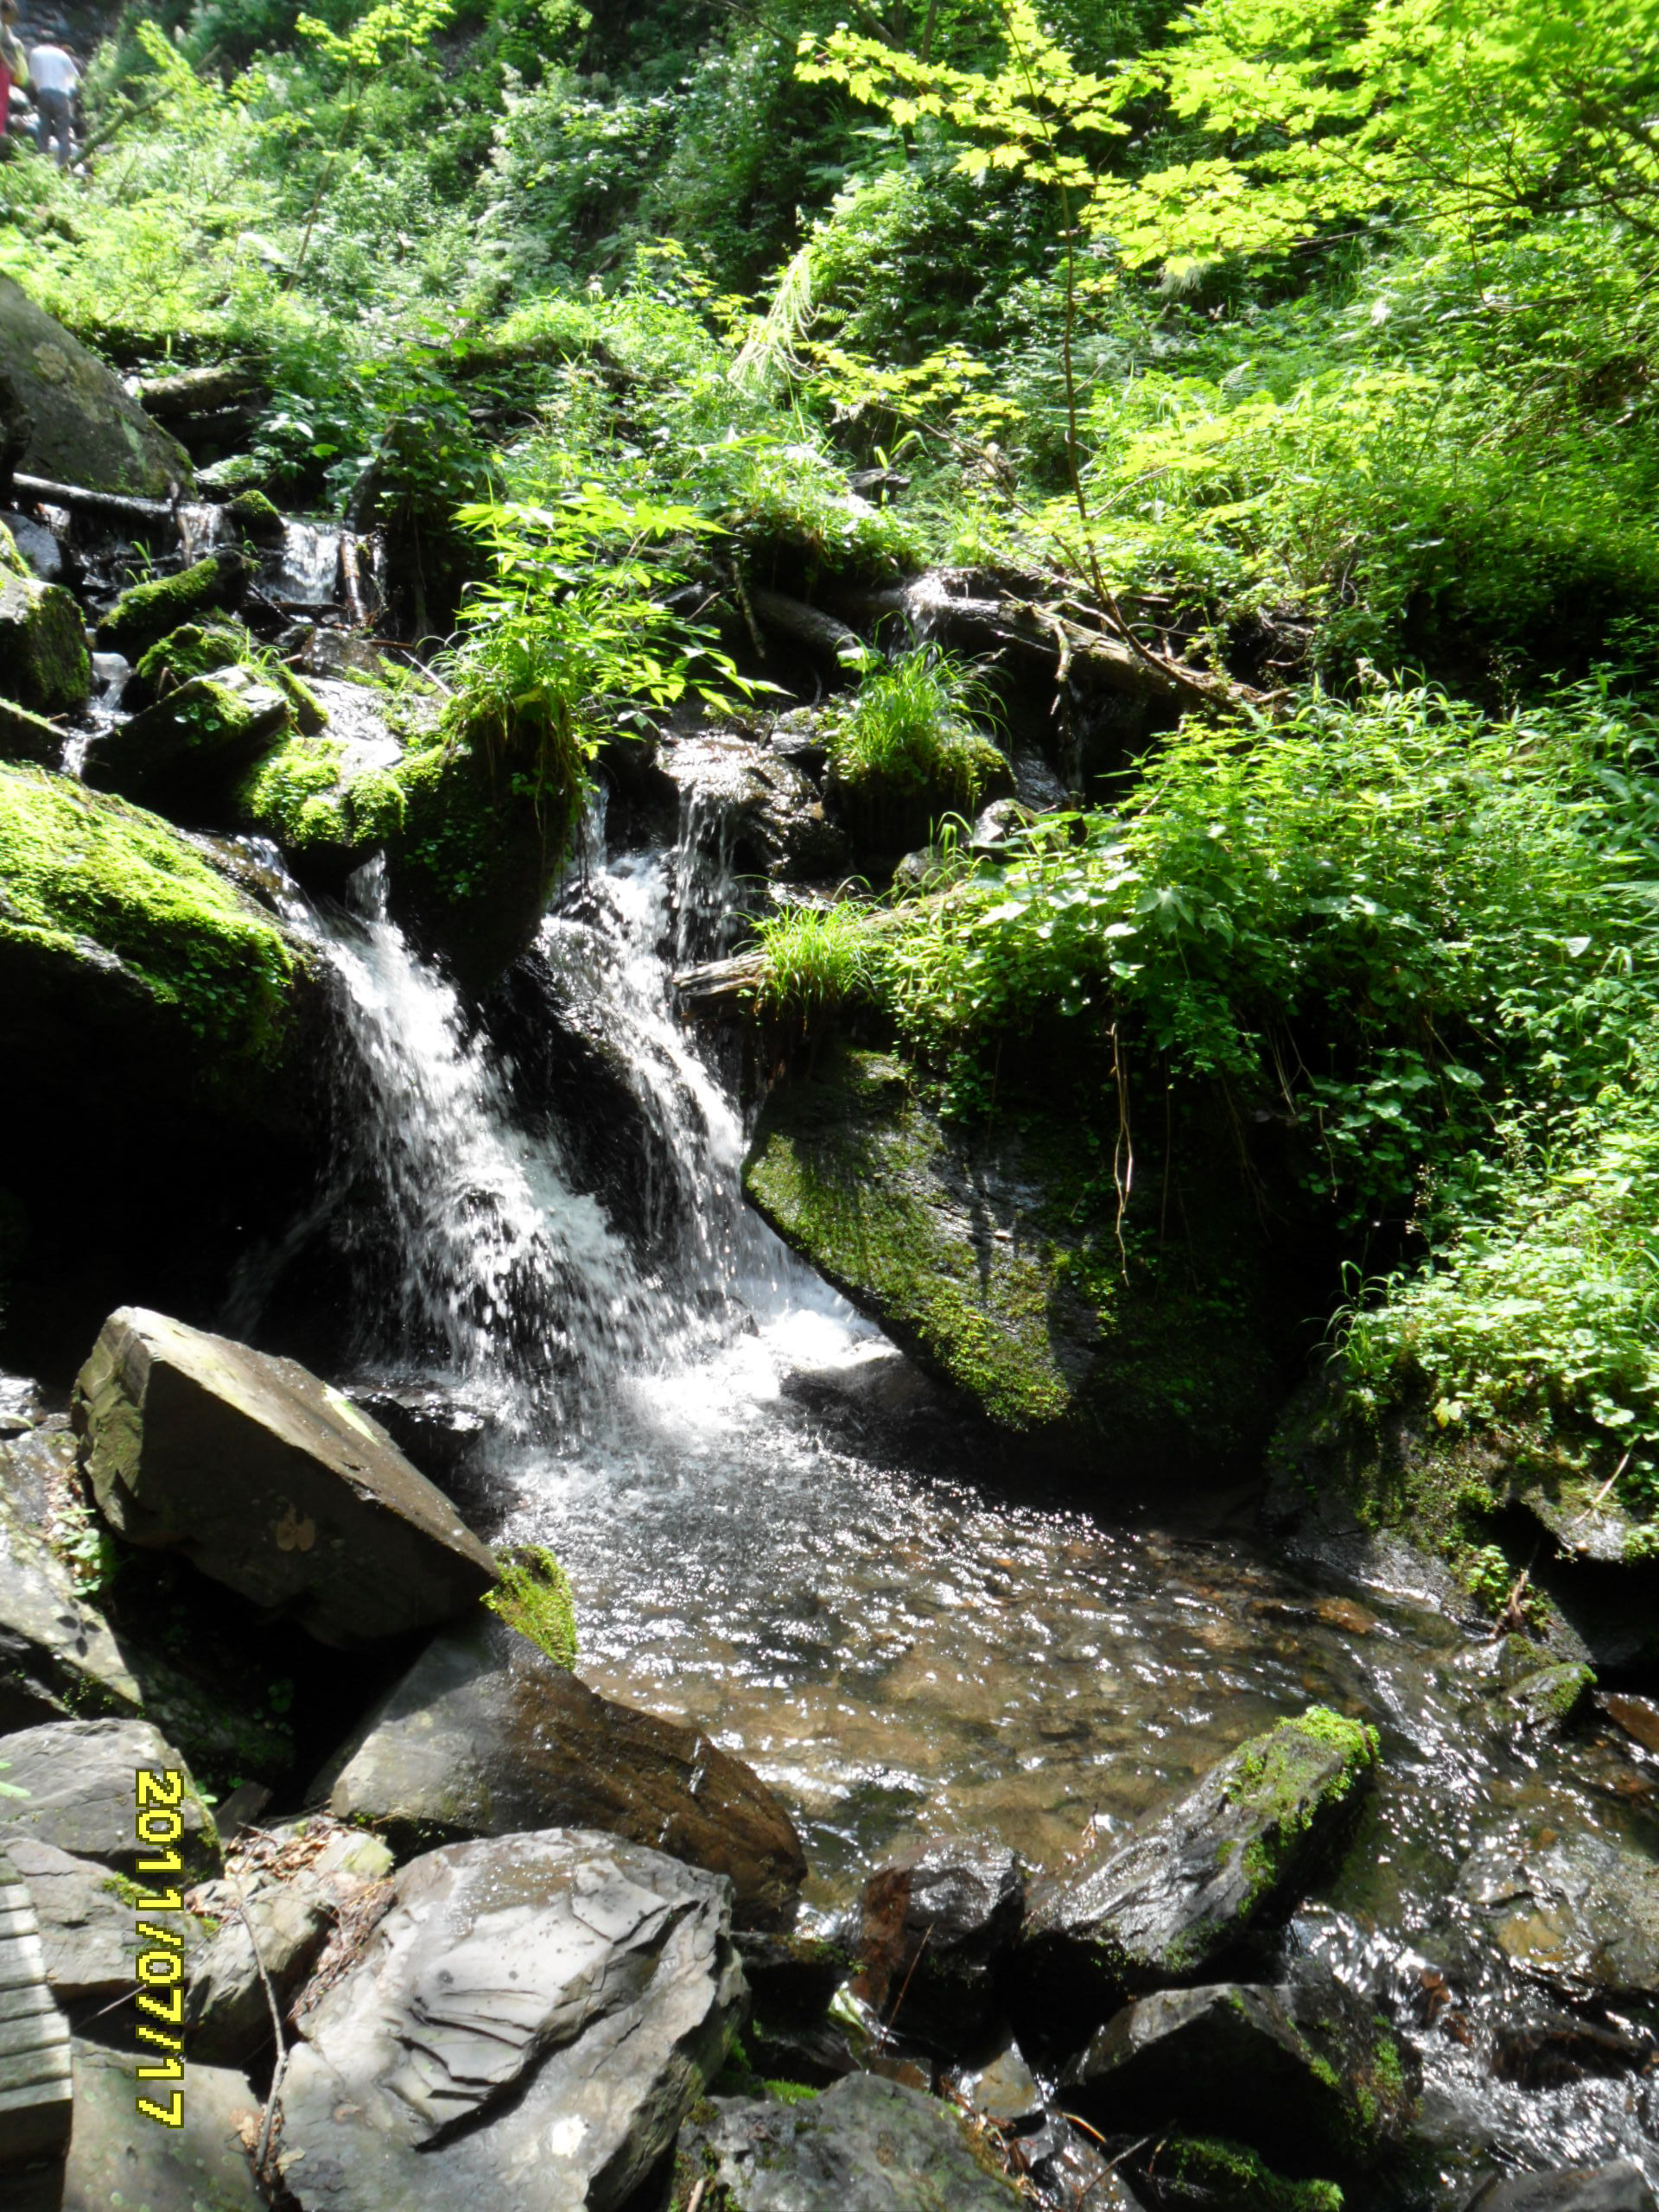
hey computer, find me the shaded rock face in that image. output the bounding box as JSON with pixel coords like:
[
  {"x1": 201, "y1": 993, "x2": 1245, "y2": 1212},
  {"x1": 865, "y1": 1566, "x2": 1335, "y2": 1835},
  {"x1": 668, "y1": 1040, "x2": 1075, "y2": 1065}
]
[
  {"x1": 60, "y1": 2034, "x2": 264, "y2": 2212},
  {"x1": 685, "y1": 2071, "x2": 1026, "y2": 2210},
  {"x1": 273, "y1": 1828, "x2": 746, "y2": 2212},
  {"x1": 95, "y1": 550, "x2": 248, "y2": 658},
  {"x1": 8, "y1": 1835, "x2": 201, "y2": 1999},
  {"x1": 1459, "y1": 1830, "x2": 1659, "y2": 2001},
  {"x1": 309, "y1": 1610, "x2": 807, "y2": 1928},
  {"x1": 1016, "y1": 1709, "x2": 1377, "y2": 2033},
  {"x1": 0, "y1": 569, "x2": 90, "y2": 716},
  {"x1": 0, "y1": 1843, "x2": 73, "y2": 2169},
  {"x1": 0, "y1": 1433, "x2": 141, "y2": 1730},
  {"x1": 0, "y1": 1717, "x2": 219, "y2": 1878},
  {"x1": 744, "y1": 1038, "x2": 1314, "y2": 1469},
  {"x1": 0, "y1": 695, "x2": 61, "y2": 763},
  {"x1": 74, "y1": 1307, "x2": 499, "y2": 1648},
  {"x1": 1060, "y1": 1980, "x2": 1414, "y2": 2177},
  {"x1": 0, "y1": 276, "x2": 194, "y2": 499},
  {"x1": 82, "y1": 664, "x2": 291, "y2": 813},
  {"x1": 664, "y1": 728, "x2": 851, "y2": 895},
  {"x1": 856, "y1": 1837, "x2": 1024, "y2": 2034}
]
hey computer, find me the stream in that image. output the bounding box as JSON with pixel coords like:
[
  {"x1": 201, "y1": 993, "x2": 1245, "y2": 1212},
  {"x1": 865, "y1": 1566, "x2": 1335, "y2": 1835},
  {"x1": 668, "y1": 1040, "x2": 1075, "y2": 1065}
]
[{"x1": 18, "y1": 489, "x2": 1659, "y2": 2202}]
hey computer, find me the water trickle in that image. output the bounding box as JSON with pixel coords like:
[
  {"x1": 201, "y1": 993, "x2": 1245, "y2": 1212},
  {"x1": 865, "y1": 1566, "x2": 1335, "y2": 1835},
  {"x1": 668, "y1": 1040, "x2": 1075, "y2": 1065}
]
[
  {"x1": 175, "y1": 501, "x2": 231, "y2": 567},
  {"x1": 270, "y1": 520, "x2": 341, "y2": 606}
]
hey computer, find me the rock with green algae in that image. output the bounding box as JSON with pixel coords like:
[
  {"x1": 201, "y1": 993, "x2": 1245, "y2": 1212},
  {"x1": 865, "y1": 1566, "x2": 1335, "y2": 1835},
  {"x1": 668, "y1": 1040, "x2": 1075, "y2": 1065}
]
[
  {"x1": 1015, "y1": 1708, "x2": 1379, "y2": 2031},
  {"x1": 0, "y1": 694, "x2": 61, "y2": 764},
  {"x1": 1133, "y1": 2137, "x2": 1344, "y2": 2212},
  {"x1": 0, "y1": 273, "x2": 194, "y2": 499},
  {"x1": 82, "y1": 664, "x2": 292, "y2": 813},
  {"x1": 94, "y1": 549, "x2": 247, "y2": 657},
  {"x1": 0, "y1": 520, "x2": 24, "y2": 575},
  {"x1": 0, "y1": 566, "x2": 90, "y2": 715},
  {"x1": 0, "y1": 762, "x2": 309, "y2": 1103},
  {"x1": 743, "y1": 1037, "x2": 1307, "y2": 1469},
  {"x1": 226, "y1": 486, "x2": 284, "y2": 542},
  {"x1": 127, "y1": 619, "x2": 327, "y2": 733},
  {"x1": 1062, "y1": 1980, "x2": 1416, "y2": 2179}
]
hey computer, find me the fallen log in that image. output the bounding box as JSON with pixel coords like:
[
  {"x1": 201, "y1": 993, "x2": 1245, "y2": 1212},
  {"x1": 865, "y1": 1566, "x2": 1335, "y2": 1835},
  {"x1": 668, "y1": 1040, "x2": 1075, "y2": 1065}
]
[
  {"x1": 749, "y1": 588, "x2": 862, "y2": 664},
  {"x1": 135, "y1": 360, "x2": 266, "y2": 420},
  {"x1": 11, "y1": 472, "x2": 180, "y2": 524},
  {"x1": 674, "y1": 950, "x2": 767, "y2": 1013}
]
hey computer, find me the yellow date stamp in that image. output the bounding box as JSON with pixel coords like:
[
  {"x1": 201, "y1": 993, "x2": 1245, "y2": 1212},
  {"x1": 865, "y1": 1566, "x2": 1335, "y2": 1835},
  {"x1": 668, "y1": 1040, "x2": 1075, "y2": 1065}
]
[{"x1": 132, "y1": 1768, "x2": 188, "y2": 2126}]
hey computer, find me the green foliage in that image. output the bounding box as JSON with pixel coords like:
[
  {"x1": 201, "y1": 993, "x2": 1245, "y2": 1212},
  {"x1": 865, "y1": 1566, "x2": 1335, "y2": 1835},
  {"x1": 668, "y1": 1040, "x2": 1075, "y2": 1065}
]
[
  {"x1": 756, "y1": 900, "x2": 874, "y2": 1017},
  {"x1": 823, "y1": 647, "x2": 998, "y2": 804},
  {"x1": 485, "y1": 1543, "x2": 578, "y2": 1668}
]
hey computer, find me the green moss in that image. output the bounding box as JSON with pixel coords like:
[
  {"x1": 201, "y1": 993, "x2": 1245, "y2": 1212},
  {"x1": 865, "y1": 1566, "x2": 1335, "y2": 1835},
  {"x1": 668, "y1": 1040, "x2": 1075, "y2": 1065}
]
[
  {"x1": 236, "y1": 734, "x2": 353, "y2": 854},
  {"x1": 95, "y1": 555, "x2": 243, "y2": 656},
  {"x1": 133, "y1": 620, "x2": 326, "y2": 734},
  {"x1": 0, "y1": 571, "x2": 91, "y2": 715},
  {"x1": 484, "y1": 1544, "x2": 577, "y2": 1669},
  {"x1": 1159, "y1": 2137, "x2": 1344, "y2": 2212},
  {"x1": 0, "y1": 523, "x2": 24, "y2": 577},
  {"x1": 0, "y1": 696, "x2": 62, "y2": 764},
  {"x1": 763, "y1": 2079, "x2": 820, "y2": 2104},
  {"x1": 227, "y1": 487, "x2": 284, "y2": 539},
  {"x1": 0, "y1": 762, "x2": 299, "y2": 1064},
  {"x1": 1229, "y1": 1708, "x2": 1379, "y2": 1914}
]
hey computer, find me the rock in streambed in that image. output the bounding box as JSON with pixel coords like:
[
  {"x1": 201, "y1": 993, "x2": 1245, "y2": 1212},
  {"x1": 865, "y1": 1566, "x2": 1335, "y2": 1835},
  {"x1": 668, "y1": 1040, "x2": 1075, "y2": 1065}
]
[{"x1": 308, "y1": 1607, "x2": 807, "y2": 1928}]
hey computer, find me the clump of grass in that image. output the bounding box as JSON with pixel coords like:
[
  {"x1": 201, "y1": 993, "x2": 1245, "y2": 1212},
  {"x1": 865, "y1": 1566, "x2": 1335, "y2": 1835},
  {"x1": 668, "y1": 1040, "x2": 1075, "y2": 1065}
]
[
  {"x1": 756, "y1": 900, "x2": 875, "y2": 1016},
  {"x1": 825, "y1": 647, "x2": 1001, "y2": 806}
]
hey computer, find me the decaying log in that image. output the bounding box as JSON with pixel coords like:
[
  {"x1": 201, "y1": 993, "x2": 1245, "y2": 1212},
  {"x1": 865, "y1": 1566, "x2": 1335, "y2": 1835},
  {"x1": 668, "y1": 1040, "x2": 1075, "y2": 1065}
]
[
  {"x1": 11, "y1": 472, "x2": 179, "y2": 524},
  {"x1": 749, "y1": 588, "x2": 862, "y2": 663},
  {"x1": 674, "y1": 950, "x2": 767, "y2": 1013},
  {"x1": 135, "y1": 360, "x2": 266, "y2": 420},
  {"x1": 338, "y1": 528, "x2": 370, "y2": 626}
]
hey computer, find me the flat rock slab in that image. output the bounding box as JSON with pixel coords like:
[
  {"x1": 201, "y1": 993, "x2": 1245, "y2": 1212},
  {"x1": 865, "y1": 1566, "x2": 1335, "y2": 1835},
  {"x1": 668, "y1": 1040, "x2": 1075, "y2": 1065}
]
[
  {"x1": 687, "y1": 2072, "x2": 1025, "y2": 2209},
  {"x1": 0, "y1": 1845, "x2": 73, "y2": 2167},
  {"x1": 309, "y1": 1611, "x2": 806, "y2": 1928},
  {"x1": 1459, "y1": 1830, "x2": 1659, "y2": 2001},
  {"x1": 0, "y1": 1717, "x2": 219, "y2": 1878},
  {"x1": 1019, "y1": 1708, "x2": 1378, "y2": 2028},
  {"x1": 74, "y1": 1306, "x2": 498, "y2": 1648},
  {"x1": 8, "y1": 1834, "x2": 201, "y2": 1998},
  {"x1": 1465, "y1": 2168, "x2": 1659, "y2": 2212},
  {"x1": 272, "y1": 1827, "x2": 745, "y2": 2212},
  {"x1": 60, "y1": 2034, "x2": 264, "y2": 2212}
]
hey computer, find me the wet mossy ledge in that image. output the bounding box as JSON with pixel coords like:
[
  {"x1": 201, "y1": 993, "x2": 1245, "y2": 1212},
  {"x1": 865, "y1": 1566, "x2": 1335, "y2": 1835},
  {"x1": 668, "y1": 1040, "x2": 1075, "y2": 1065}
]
[{"x1": 742, "y1": 1035, "x2": 1320, "y2": 1476}]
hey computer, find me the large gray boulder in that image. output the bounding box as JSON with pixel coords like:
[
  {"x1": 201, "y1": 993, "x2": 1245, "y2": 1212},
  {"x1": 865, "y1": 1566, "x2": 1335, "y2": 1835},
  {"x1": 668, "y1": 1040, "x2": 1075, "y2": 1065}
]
[
  {"x1": 1016, "y1": 1707, "x2": 1378, "y2": 2029},
  {"x1": 0, "y1": 1717, "x2": 219, "y2": 1878},
  {"x1": 682, "y1": 2072, "x2": 1026, "y2": 2209},
  {"x1": 8, "y1": 1834, "x2": 201, "y2": 1999},
  {"x1": 60, "y1": 2034, "x2": 264, "y2": 2212},
  {"x1": 308, "y1": 1611, "x2": 807, "y2": 1929},
  {"x1": 0, "y1": 1433, "x2": 142, "y2": 1730},
  {"x1": 1459, "y1": 1829, "x2": 1659, "y2": 2001},
  {"x1": 0, "y1": 275, "x2": 194, "y2": 498},
  {"x1": 73, "y1": 1308, "x2": 499, "y2": 1648},
  {"x1": 0, "y1": 1843, "x2": 73, "y2": 2169},
  {"x1": 271, "y1": 1828, "x2": 746, "y2": 2212}
]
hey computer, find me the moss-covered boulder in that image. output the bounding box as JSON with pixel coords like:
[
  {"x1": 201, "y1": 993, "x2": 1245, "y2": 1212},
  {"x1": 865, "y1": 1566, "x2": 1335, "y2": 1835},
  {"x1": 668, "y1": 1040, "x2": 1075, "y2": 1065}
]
[
  {"x1": 0, "y1": 766, "x2": 321, "y2": 1368},
  {"x1": 226, "y1": 486, "x2": 285, "y2": 543},
  {"x1": 0, "y1": 569, "x2": 90, "y2": 715},
  {"x1": 1014, "y1": 1707, "x2": 1379, "y2": 2034},
  {"x1": 743, "y1": 1038, "x2": 1313, "y2": 1467},
  {"x1": 82, "y1": 664, "x2": 292, "y2": 815},
  {"x1": 0, "y1": 695, "x2": 61, "y2": 764},
  {"x1": 126, "y1": 620, "x2": 326, "y2": 734},
  {"x1": 827, "y1": 728, "x2": 1014, "y2": 862},
  {"x1": 0, "y1": 275, "x2": 194, "y2": 499},
  {"x1": 94, "y1": 550, "x2": 246, "y2": 658}
]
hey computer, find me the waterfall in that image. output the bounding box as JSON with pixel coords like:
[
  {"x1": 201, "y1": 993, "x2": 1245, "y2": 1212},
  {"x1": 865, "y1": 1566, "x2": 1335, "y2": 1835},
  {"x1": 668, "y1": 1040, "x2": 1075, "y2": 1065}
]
[{"x1": 270, "y1": 521, "x2": 341, "y2": 607}]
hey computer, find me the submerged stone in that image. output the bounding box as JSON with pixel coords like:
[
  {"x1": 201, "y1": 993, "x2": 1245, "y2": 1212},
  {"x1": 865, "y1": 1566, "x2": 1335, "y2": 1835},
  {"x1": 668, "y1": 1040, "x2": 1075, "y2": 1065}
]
[
  {"x1": 308, "y1": 1608, "x2": 807, "y2": 1927},
  {"x1": 1458, "y1": 1829, "x2": 1659, "y2": 2001},
  {"x1": 1017, "y1": 1707, "x2": 1378, "y2": 2028},
  {"x1": 272, "y1": 1828, "x2": 744, "y2": 2212},
  {"x1": 73, "y1": 1307, "x2": 499, "y2": 1649}
]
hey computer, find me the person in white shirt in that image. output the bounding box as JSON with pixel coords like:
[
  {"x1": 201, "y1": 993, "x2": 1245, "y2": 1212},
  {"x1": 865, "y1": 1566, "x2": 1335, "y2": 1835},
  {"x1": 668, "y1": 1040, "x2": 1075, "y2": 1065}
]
[{"x1": 28, "y1": 41, "x2": 77, "y2": 168}]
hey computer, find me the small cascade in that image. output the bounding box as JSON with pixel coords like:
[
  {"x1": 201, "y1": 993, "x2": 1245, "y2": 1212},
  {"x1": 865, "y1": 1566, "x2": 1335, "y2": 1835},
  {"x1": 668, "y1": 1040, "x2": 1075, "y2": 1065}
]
[
  {"x1": 271, "y1": 520, "x2": 341, "y2": 607},
  {"x1": 671, "y1": 784, "x2": 742, "y2": 970},
  {"x1": 175, "y1": 501, "x2": 230, "y2": 567}
]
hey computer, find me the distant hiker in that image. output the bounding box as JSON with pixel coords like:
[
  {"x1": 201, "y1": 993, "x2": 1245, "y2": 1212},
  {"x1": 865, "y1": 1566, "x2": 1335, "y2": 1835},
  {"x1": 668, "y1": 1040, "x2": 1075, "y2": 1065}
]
[
  {"x1": 0, "y1": 3, "x2": 24, "y2": 147},
  {"x1": 28, "y1": 39, "x2": 77, "y2": 168}
]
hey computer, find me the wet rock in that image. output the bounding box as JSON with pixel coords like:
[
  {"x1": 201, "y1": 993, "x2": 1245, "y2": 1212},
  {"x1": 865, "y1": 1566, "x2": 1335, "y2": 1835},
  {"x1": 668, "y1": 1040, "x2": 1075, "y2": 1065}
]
[
  {"x1": 682, "y1": 2070, "x2": 1026, "y2": 2209},
  {"x1": 1601, "y1": 1693, "x2": 1659, "y2": 1758},
  {"x1": 1014, "y1": 2113, "x2": 1147, "y2": 2210},
  {"x1": 1061, "y1": 1980, "x2": 1410, "y2": 2176},
  {"x1": 58, "y1": 2034, "x2": 264, "y2": 2212},
  {"x1": 7, "y1": 1834, "x2": 201, "y2": 1999},
  {"x1": 745, "y1": 1037, "x2": 1315, "y2": 1466},
  {"x1": 74, "y1": 1306, "x2": 499, "y2": 1649},
  {"x1": 1463, "y1": 2168, "x2": 1659, "y2": 2212},
  {"x1": 308, "y1": 1609, "x2": 807, "y2": 1928},
  {"x1": 0, "y1": 1843, "x2": 73, "y2": 2168},
  {"x1": 1491, "y1": 2017, "x2": 1654, "y2": 2088},
  {"x1": 0, "y1": 1434, "x2": 142, "y2": 1730},
  {"x1": 1503, "y1": 1660, "x2": 1595, "y2": 1732},
  {"x1": 272, "y1": 1828, "x2": 744, "y2": 2212},
  {"x1": 665, "y1": 727, "x2": 852, "y2": 887},
  {"x1": 82, "y1": 664, "x2": 292, "y2": 813},
  {"x1": 855, "y1": 1836, "x2": 1023, "y2": 2032},
  {"x1": 1017, "y1": 1708, "x2": 1378, "y2": 2028},
  {"x1": 1458, "y1": 1829, "x2": 1659, "y2": 2001},
  {"x1": 0, "y1": 1718, "x2": 219, "y2": 1878},
  {"x1": 947, "y1": 2032, "x2": 1044, "y2": 2125},
  {"x1": 95, "y1": 550, "x2": 248, "y2": 657},
  {"x1": 0, "y1": 568, "x2": 90, "y2": 715},
  {"x1": 0, "y1": 693, "x2": 61, "y2": 762},
  {"x1": 0, "y1": 274, "x2": 194, "y2": 498},
  {"x1": 1127, "y1": 2136, "x2": 1344, "y2": 2212},
  {"x1": 1, "y1": 511, "x2": 68, "y2": 583}
]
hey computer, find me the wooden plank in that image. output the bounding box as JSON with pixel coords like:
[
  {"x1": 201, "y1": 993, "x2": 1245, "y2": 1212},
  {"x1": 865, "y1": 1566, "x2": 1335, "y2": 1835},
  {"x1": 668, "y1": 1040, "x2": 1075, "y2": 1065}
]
[{"x1": 0, "y1": 1847, "x2": 73, "y2": 2166}]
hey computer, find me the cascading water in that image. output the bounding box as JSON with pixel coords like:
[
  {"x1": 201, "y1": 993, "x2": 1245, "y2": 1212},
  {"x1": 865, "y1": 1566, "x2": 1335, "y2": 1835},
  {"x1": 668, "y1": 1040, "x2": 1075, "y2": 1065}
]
[
  {"x1": 226, "y1": 741, "x2": 1659, "y2": 2201},
  {"x1": 270, "y1": 519, "x2": 342, "y2": 606}
]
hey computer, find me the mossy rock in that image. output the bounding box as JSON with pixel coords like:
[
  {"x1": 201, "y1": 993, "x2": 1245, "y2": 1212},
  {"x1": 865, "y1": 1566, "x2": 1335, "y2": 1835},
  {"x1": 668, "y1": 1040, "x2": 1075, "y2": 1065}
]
[
  {"x1": 483, "y1": 1543, "x2": 577, "y2": 1669},
  {"x1": 827, "y1": 731, "x2": 1014, "y2": 862},
  {"x1": 0, "y1": 521, "x2": 24, "y2": 577},
  {"x1": 0, "y1": 273, "x2": 194, "y2": 498},
  {"x1": 0, "y1": 695, "x2": 62, "y2": 765},
  {"x1": 95, "y1": 550, "x2": 247, "y2": 658},
  {"x1": 0, "y1": 569, "x2": 91, "y2": 716},
  {"x1": 743, "y1": 1036, "x2": 1311, "y2": 1470},
  {"x1": 1144, "y1": 2136, "x2": 1344, "y2": 2212},
  {"x1": 82, "y1": 665, "x2": 292, "y2": 817},
  {"x1": 130, "y1": 620, "x2": 327, "y2": 735},
  {"x1": 226, "y1": 487, "x2": 284, "y2": 543}
]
